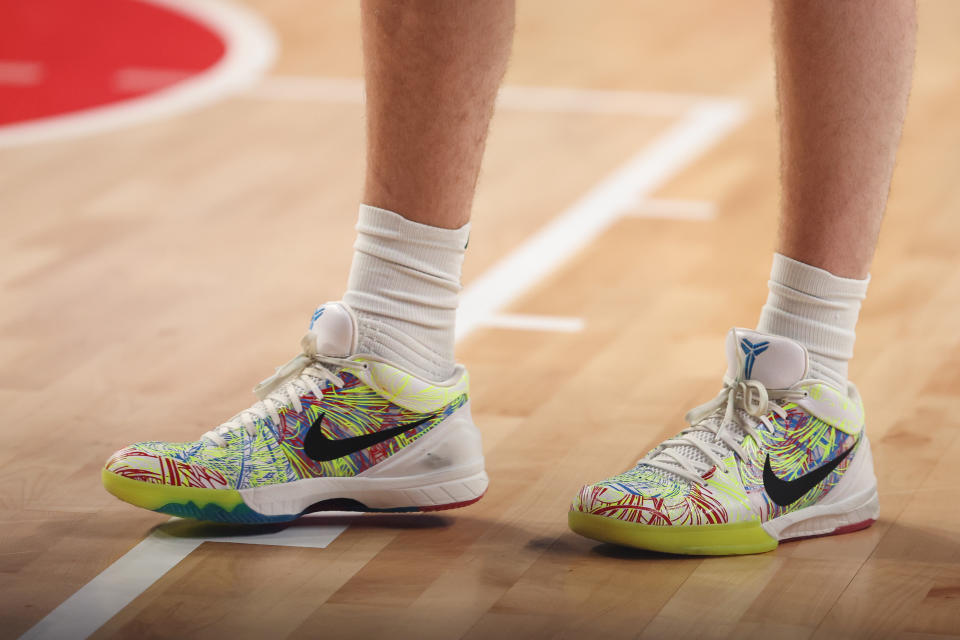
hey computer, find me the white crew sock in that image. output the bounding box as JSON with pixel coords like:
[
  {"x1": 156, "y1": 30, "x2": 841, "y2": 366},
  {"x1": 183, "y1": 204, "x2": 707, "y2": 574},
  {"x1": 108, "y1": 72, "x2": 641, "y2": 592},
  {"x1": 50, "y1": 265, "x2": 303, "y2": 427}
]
[
  {"x1": 342, "y1": 204, "x2": 469, "y2": 382},
  {"x1": 756, "y1": 253, "x2": 870, "y2": 389}
]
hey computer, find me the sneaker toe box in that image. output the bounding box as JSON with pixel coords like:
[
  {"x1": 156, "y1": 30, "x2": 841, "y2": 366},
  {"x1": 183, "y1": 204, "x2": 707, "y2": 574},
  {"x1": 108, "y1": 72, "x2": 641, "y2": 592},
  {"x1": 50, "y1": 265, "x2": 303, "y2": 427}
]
[
  {"x1": 572, "y1": 469, "x2": 714, "y2": 526},
  {"x1": 104, "y1": 442, "x2": 232, "y2": 489},
  {"x1": 571, "y1": 481, "x2": 655, "y2": 520}
]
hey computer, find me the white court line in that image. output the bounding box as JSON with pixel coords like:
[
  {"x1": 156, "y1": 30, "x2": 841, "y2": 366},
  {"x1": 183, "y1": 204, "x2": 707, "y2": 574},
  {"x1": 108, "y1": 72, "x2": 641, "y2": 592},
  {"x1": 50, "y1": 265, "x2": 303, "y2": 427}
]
[
  {"x1": 19, "y1": 520, "x2": 348, "y2": 640},
  {"x1": 247, "y1": 75, "x2": 725, "y2": 117},
  {"x1": 19, "y1": 529, "x2": 205, "y2": 640},
  {"x1": 0, "y1": 0, "x2": 277, "y2": 148},
  {"x1": 18, "y1": 92, "x2": 747, "y2": 640},
  {"x1": 627, "y1": 198, "x2": 717, "y2": 221},
  {"x1": 455, "y1": 99, "x2": 747, "y2": 342},
  {"x1": 481, "y1": 313, "x2": 585, "y2": 333}
]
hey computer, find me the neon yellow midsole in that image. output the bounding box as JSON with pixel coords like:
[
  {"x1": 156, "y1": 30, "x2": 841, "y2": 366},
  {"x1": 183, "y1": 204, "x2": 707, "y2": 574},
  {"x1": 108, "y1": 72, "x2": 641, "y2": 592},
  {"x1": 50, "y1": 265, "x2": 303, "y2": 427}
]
[
  {"x1": 102, "y1": 468, "x2": 245, "y2": 511},
  {"x1": 568, "y1": 510, "x2": 778, "y2": 555}
]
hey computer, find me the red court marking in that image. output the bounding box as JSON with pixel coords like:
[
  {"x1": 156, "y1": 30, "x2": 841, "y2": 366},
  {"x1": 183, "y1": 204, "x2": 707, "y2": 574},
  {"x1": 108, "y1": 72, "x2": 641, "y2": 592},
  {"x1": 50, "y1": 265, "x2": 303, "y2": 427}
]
[{"x1": 0, "y1": 0, "x2": 225, "y2": 127}]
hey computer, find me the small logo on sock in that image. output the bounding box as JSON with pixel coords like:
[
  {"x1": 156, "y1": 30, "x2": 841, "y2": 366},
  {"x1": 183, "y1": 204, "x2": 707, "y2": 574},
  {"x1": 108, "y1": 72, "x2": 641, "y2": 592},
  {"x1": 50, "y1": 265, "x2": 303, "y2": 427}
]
[
  {"x1": 309, "y1": 306, "x2": 325, "y2": 329},
  {"x1": 740, "y1": 338, "x2": 770, "y2": 379}
]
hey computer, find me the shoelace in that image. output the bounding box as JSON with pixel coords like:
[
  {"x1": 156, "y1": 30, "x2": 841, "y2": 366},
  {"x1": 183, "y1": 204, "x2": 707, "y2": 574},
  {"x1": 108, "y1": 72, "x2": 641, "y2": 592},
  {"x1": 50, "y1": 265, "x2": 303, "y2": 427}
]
[
  {"x1": 202, "y1": 332, "x2": 367, "y2": 447},
  {"x1": 642, "y1": 378, "x2": 807, "y2": 485}
]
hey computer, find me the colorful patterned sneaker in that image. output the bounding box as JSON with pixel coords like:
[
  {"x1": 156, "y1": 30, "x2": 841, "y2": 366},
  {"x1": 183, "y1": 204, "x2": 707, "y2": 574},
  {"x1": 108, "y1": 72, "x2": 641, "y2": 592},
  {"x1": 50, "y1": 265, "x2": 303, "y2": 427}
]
[
  {"x1": 102, "y1": 302, "x2": 487, "y2": 523},
  {"x1": 569, "y1": 328, "x2": 878, "y2": 555}
]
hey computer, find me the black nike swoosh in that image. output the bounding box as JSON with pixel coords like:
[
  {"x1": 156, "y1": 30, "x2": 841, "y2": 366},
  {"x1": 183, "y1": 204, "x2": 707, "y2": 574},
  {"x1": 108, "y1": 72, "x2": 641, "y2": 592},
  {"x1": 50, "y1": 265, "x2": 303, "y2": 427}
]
[
  {"x1": 763, "y1": 437, "x2": 859, "y2": 507},
  {"x1": 302, "y1": 411, "x2": 436, "y2": 462}
]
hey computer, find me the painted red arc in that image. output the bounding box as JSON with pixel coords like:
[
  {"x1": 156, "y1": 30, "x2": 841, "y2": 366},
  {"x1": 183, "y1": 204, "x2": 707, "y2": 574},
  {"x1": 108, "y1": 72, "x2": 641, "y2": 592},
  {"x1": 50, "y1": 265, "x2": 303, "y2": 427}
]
[{"x1": 0, "y1": 0, "x2": 226, "y2": 127}]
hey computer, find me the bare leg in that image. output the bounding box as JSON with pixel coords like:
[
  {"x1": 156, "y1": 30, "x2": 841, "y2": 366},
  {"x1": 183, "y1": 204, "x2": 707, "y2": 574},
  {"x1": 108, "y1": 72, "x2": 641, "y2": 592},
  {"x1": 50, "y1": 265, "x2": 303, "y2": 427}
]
[
  {"x1": 361, "y1": 0, "x2": 515, "y2": 229},
  {"x1": 343, "y1": 1, "x2": 514, "y2": 381},
  {"x1": 774, "y1": 1, "x2": 916, "y2": 279}
]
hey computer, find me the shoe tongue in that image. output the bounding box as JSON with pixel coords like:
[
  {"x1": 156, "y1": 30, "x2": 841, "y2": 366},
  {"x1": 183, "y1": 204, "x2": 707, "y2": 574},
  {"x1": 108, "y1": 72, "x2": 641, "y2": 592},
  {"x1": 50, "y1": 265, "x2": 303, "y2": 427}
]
[
  {"x1": 724, "y1": 328, "x2": 808, "y2": 389},
  {"x1": 307, "y1": 302, "x2": 358, "y2": 357}
]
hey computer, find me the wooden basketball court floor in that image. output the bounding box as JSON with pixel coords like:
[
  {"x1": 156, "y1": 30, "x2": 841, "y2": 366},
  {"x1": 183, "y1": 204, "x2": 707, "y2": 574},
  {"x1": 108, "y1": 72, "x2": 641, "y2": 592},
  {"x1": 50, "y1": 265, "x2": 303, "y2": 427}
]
[{"x1": 4, "y1": 1, "x2": 960, "y2": 638}]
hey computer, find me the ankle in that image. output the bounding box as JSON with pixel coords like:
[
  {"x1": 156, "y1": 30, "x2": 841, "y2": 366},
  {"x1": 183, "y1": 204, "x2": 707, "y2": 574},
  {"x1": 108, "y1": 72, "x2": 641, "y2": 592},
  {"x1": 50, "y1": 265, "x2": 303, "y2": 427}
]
[
  {"x1": 756, "y1": 253, "x2": 869, "y2": 388},
  {"x1": 342, "y1": 205, "x2": 469, "y2": 382}
]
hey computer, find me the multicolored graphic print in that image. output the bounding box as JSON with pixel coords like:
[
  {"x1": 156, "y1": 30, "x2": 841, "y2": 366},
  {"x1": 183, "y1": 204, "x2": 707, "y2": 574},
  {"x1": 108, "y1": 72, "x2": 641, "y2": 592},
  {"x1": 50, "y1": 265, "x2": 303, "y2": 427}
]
[
  {"x1": 574, "y1": 464, "x2": 735, "y2": 526},
  {"x1": 740, "y1": 403, "x2": 858, "y2": 520},
  {"x1": 106, "y1": 372, "x2": 467, "y2": 491},
  {"x1": 572, "y1": 402, "x2": 859, "y2": 527}
]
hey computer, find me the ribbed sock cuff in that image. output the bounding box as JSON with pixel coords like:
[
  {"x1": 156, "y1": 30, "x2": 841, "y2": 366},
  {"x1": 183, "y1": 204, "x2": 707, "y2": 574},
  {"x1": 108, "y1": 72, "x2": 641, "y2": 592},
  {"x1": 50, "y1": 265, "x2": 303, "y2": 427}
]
[
  {"x1": 342, "y1": 205, "x2": 468, "y2": 382},
  {"x1": 757, "y1": 253, "x2": 869, "y2": 388},
  {"x1": 768, "y1": 254, "x2": 870, "y2": 300}
]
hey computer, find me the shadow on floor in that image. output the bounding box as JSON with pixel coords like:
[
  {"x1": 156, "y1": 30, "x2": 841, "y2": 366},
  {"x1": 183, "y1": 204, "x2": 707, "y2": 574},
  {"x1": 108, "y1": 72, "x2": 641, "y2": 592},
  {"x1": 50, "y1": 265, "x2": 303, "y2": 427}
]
[{"x1": 153, "y1": 510, "x2": 456, "y2": 540}]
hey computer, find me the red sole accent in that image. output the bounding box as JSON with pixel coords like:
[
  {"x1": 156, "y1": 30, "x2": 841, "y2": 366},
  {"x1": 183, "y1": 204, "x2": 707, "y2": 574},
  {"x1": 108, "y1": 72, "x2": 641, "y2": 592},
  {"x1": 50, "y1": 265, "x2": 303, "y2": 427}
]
[
  {"x1": 784, "y1": 518, "x2": 876, "y2": 543},
  {"x1": 418, "y1": 492, "x2": 486, "y2": 512}
]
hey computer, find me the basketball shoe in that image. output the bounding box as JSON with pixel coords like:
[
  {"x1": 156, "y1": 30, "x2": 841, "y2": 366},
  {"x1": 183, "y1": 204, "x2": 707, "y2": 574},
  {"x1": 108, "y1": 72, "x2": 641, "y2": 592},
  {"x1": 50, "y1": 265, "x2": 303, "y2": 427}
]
[
  {"x1": 102, "y1": 302, "x2": 487, "y2": 523},
  {"x1": 568, "y1": 328, "x2": 878, "y2": 555}
]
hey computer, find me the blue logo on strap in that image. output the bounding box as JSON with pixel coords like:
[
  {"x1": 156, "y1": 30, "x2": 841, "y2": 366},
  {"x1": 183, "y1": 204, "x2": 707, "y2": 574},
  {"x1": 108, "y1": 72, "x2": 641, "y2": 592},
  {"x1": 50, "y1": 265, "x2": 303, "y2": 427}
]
[
  {"x1": 740, "y1": 338, "x2": 770, "y2": 379},
  {"x1": 309, "y1": 306, "x2": 324, "y2": 329}
]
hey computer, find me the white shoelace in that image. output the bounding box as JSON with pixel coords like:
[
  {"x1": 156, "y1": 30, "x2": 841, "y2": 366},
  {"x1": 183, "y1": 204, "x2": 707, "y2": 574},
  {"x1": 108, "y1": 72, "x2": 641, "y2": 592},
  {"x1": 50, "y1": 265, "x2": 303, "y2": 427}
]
[
  {"x1": 642, "y1": 379, "x2": 807, "y2": 485},
  {"x1": 202, "y1": 332, "x2": 367, "y2": 447}
]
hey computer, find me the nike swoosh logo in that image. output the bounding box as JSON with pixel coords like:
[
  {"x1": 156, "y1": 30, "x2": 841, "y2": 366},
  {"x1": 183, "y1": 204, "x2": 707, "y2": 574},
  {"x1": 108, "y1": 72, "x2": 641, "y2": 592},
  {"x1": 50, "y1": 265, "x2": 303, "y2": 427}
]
[
  {"x1": 302, "y1": 411, "x2": 436, "y2": 462},
  {"x1": 762, "y1": 437, "x2": 859, "y2": 507}
]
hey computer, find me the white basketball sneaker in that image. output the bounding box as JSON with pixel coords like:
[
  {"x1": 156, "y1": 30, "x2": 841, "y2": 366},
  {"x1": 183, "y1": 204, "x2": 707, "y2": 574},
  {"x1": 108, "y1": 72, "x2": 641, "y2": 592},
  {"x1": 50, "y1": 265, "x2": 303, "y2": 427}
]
[
  {"x1": 102, "y1": 302, "x2": 488, "y2": 523},
  {"x1": 569, "y1": 328, "x2": 878, "y2": 555}
]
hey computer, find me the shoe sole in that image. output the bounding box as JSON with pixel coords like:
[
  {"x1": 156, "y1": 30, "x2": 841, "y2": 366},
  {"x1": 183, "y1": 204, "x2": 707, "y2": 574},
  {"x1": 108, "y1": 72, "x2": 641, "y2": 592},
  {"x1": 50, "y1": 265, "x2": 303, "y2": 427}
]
[
  {"x1": 568, "y1": 511, "x2": 779, "y2": 555},
  {"x1": 568, "y1": 485, "x2": 879, "y2": 556},
  {"x1": 567, "y1": 510, "x2": 876, "y2": 556},
  {"x1": 102, "y1": 468, "x2": 488, "y2": 524}
]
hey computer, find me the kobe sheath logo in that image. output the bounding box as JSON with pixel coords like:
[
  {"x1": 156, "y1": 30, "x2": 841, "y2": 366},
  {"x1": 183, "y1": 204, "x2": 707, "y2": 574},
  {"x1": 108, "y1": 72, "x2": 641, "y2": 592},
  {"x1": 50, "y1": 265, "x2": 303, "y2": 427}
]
[
  {"x1": 740, "y1": 338, "x2": 770, "y2": 379},
  {"x1": 762, "y1": 438, "x2": 859, "y2": 507},
  {"x1": 303, "y1": 411, "x2": 436, "y2": 462},
  {"x1": 309, "y1": 306, "x2": 325, "y2": 329}
]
